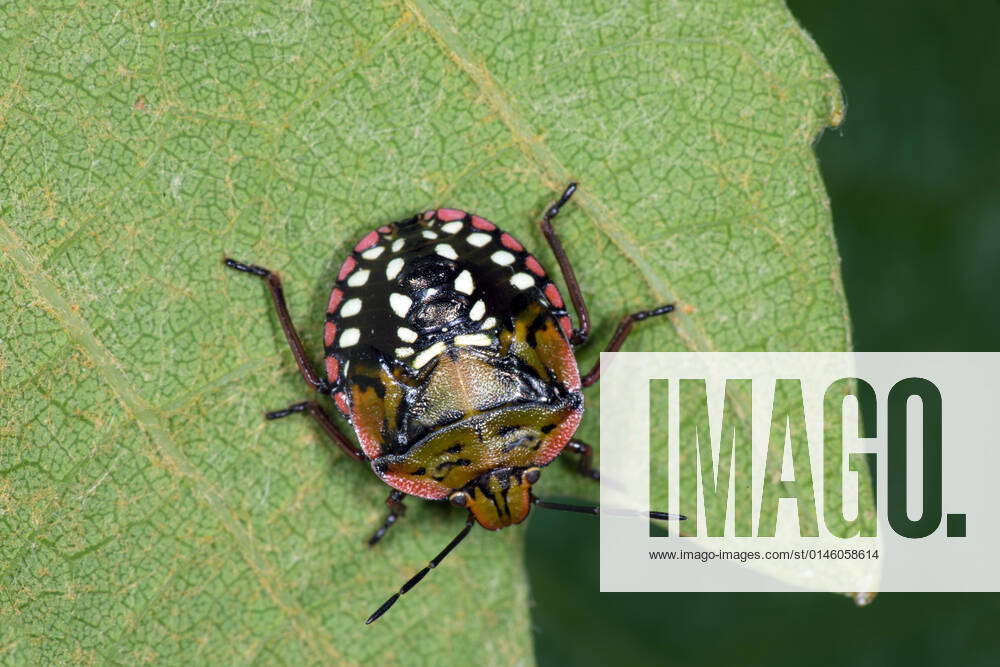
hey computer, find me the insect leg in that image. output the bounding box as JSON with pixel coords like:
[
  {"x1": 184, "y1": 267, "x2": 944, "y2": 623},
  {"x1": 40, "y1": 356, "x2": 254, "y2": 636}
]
[
  {"x1": 565, "y1": 439, "x2": 600, "y2": 481},
  {"x1": 224, "y1": 258, "x2": 331, "y2": 394},
  {"x1": 367, "y1": 490, "x2": 407, "y2": 547},
  {"x1": 265, "y1": 401, "x2": 364, "y2": 462},
  {"x1": 580, "y1": 304, "x2": 675, "y2": 388},
  {"x1": 538, "y1": 182, "x2": 591, "y2": 345}
]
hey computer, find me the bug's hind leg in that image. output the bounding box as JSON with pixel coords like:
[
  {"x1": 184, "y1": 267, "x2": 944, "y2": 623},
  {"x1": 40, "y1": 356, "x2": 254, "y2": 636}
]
[
  {"x1": 368, "y1": 490, "x2": 407, "y2": 547},
  {"x1": 580, "y1": 304, "x2": 675, "y2": 388},
  {"x1": 565, "y1": 439, "x2": 600, "y2": 481},
  {"x1": 266, "y1": 401, "x2": 365, "y2": 462},
  {"x1": 224, "y1": 258, "x2": 331, "y2": 394},
  {"x1": 538, "y1": 183, "x2": 592, "y2": 346}
]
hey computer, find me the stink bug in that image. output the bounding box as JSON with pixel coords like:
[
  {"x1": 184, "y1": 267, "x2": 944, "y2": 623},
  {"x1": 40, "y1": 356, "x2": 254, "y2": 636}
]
[{"x1": 224, "y1": 183, "x2": 681, "y2": 624}]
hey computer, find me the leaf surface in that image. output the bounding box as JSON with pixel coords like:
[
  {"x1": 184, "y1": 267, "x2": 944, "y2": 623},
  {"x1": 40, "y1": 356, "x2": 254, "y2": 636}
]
[{"x1": 1, "y1": 1, "x2": 847, "y2": 663}]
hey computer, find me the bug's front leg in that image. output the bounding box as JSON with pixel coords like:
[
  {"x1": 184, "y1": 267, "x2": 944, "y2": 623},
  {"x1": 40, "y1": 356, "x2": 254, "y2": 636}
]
[
  {"x1": 224, "y1": 258, "x2": 332, "y2": 394},
  {"x1": 368, "y1": 490, "x2": 407, "y2": 546},
  {"x1": 265, "y1": 400, "x2": 365, "y2": 462},
  {"x1": 565, "y1": 439, "x2": 600, "y2": 481}
]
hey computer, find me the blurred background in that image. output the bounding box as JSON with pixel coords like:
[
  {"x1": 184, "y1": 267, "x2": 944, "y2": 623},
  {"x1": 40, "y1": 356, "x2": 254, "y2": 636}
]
[{"x1": 528, "y1": 2, "x2": 1000, "y2": 664}]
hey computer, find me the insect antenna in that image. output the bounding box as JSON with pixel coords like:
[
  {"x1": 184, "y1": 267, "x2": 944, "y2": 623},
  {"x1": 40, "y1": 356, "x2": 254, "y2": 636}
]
[
  {"x1": 531, "y1": 497, "x2": 686, "y2": 522},
  {"x1": 365, "y1": 515, "x2": 476, "y2": 625}
]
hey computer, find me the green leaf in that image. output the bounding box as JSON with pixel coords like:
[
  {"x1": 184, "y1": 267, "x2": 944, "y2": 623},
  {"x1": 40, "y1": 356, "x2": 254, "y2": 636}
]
[{"x1": 1, "y1": 1, "x2": 848, "y2": 663}]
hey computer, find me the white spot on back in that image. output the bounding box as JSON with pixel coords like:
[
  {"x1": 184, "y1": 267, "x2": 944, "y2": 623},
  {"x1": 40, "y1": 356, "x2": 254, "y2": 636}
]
[
  {"x1": 391, "y1": 238, "x2": 405, "y2": 252},
  {"x1": 347, "y1": 269, "x2": 370, "y2": 287},
  {"x1": 422, "y1": 230, "x2": 438, "y2": 239},
  {"x1": 467, "y1": 232, "x2": 491, "y2": 247},
  {"x1": 510, "y1": 272, "x2": 534, "y2": 290},
  {"x1": 390, "y1": 293, "x2": 412, "y2": 318},
  {"x1": 361, "y1": 246, "x2": 385, "y2": 260},
  {"x1": 340, "y1": 298, "x2": 362, "y2": 317},
  {"x1": 395, "y1": 346, "x2": 414, "y2": 358},
  {"x1": 435, "y1": 243, "x2": 458, "y2": 260},
  {"x1": 397, "y1": 327, "x2": 417, "y2": 343},
  {"x1": 386, "y1": 257, "x2": 404, "y2": 280},
  {"x1": 339, "y1": 328, "x2": 360, "y2": 347},
  {"x1": 454, "y1": 333, "x2": 492, "y2": 347},
  {"x1": 413, "y1": 341, "x2": 446, "y2": 369},
  {"x1": 481, "y1": 317, "x2": 497, "y2": 330},
  {"x1": 441, "y1": 221, "x2": 463, "y2": 234},
  {"x1": 454, "y1": 269, "x2": 474, "y2": 295},
  {"x1": 469, "y1": 300, "x2": 485, "y2": 321},
  {"x1": 491, "y1": 250, "x2": 515, "y2": 266}
]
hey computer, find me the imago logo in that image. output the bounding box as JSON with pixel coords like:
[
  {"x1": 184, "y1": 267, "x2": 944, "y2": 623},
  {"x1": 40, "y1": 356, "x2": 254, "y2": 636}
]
[
  {"x1": 656, "y1": 376, "x2": 962, "y2": 540},
  {"x1": 598, "y1": 353, "x2": 1000, "y2": 594}
]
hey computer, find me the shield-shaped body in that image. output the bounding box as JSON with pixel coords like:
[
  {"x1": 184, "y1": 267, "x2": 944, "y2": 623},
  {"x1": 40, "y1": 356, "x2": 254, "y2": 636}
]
[{"x1": 323, "y1": 208, "x2": 583, "y2": 528}]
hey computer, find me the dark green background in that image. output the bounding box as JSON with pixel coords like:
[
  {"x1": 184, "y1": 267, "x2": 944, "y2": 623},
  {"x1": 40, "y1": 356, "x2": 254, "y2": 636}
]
[{"x1": 528, "y1": 2, "x2": 1000, "y2": 664}]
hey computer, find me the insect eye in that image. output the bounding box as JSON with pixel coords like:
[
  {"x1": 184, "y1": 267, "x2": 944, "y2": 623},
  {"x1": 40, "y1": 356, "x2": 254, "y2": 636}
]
[
  {"x1": 524, "y1": 467, "x2": 541, "y2": 484},
  {"x1": 449, "y1": 491, "x2": 469, "y2": 507}
]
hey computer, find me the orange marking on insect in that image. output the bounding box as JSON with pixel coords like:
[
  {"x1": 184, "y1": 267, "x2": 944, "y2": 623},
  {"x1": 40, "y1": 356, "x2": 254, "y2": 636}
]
[
  {"x1": 334, "y1": 391, "x2": 350, "y2": 416},
  {"x1": 325, "y1": 355, "x2": 340, "y2": 381},
  {"x1": 354, "y1": 230, "x2": 379, "y2": 252},
  {"x1": 558, "y1": 315, "x2": 573, "y2": 339},
  {"x1": 500, "y1": 233, "x2": 523, "y2": 252},
  {"x1": 471, "y1": 215, "x2": 495, "y2": 231},
  {"x1": 354, "y1": 422, "x2": 383, "y2": 459},
  {"x1": 380, "y1": 471, "x2": 450, "y2": 500},
  {"x1": 534, "y1": 406, "x2": 583, "y2": 465},
  {"x1": 525, "y1": 255, "x2": 545, "y2": 276},
  {"x1": 378, "y1": 225, "x2": 391, "y2": 234},
  {"x1": 337, "y1": 256, "x2": 356, "y2": 281},
  {"x1": 324, "y1": 322, "x2": 338, "y2": 347},
  {"x1": 327, "y1": 288, "x2": 344, "y2": 313},
  {"x1": 436, "y1": 208, "x2": 465, "y2": 222},
  {"x1": 545, "y1": 283, "x2": 565, "y2": 308}
]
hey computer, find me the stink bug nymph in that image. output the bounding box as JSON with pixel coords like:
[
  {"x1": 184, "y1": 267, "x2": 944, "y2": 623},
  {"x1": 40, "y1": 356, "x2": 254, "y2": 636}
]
[{"x1": 224, "y1": 183, "x2": 682, "y2": 624}]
